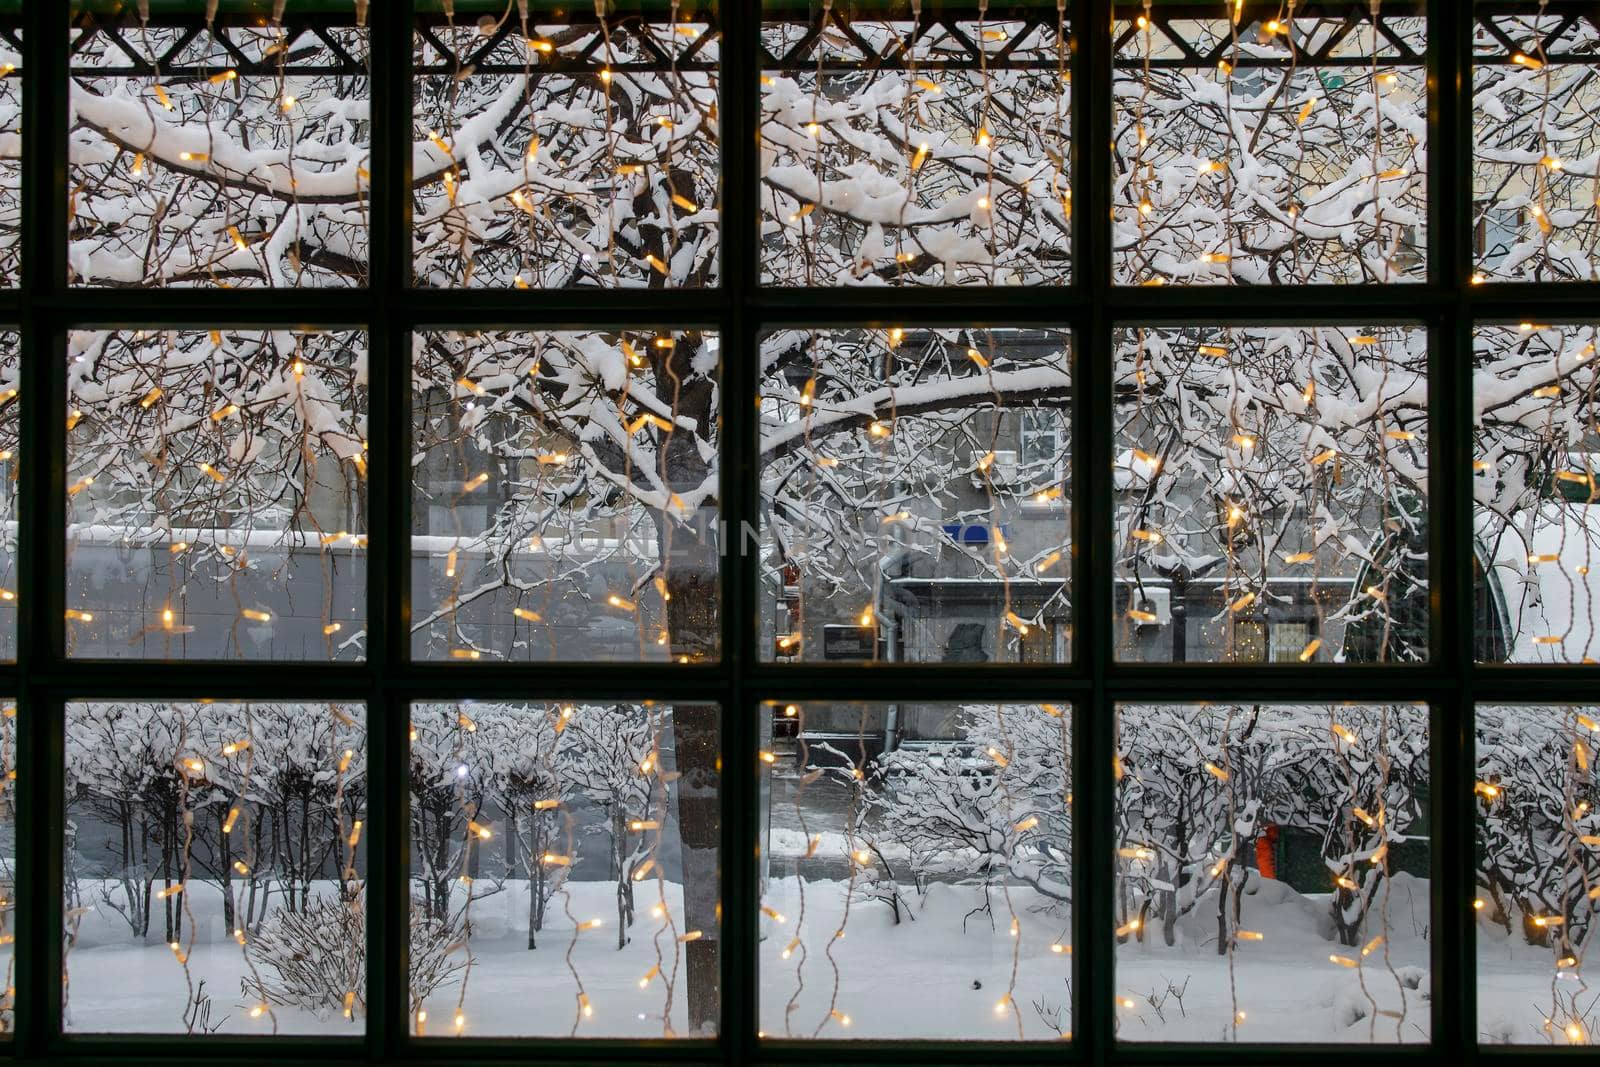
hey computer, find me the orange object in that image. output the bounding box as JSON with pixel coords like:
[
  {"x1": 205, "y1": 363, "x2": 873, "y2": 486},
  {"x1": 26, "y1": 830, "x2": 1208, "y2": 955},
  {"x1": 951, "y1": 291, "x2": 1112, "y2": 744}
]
[{"x1": 1255, "y1": 824, "x2": 1279, "y2": 879}]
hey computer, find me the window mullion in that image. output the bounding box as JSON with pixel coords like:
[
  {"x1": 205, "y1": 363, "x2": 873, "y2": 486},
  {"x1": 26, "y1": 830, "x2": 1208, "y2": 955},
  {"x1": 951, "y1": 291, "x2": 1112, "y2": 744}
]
[
  {"x1": 365, "y1": 0, "x2": 413, "y2": 1060},
  {"x1": 1074, "y1": 1, "x2": 1115, "y2": 1065},
  {"x1": 720, "y1": 0, "x2": 759, "y2": 1061},
  {"x1": 1429, "y1": 0, "x2": 1478, "y2": 1058},
  {"x1": 16, "y1": 0, "x2": 69, "y2": 1056}
]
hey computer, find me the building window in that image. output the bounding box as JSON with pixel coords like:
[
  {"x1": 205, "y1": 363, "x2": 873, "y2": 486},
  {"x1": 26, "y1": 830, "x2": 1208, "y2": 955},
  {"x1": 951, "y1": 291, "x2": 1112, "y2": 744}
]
[{"x1": 0, "y1": 1, "x2": 1595, "y2": 1062}]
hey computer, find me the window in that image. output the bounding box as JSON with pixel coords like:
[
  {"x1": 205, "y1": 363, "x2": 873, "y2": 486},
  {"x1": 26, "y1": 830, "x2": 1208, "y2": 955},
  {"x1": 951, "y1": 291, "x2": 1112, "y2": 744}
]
[{"x1": 1, "y1": 1, "x2": 1595, "y2": 1063}]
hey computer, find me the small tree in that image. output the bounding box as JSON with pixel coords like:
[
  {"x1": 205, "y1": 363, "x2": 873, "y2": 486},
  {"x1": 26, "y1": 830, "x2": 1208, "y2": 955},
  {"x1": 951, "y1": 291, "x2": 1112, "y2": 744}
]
[{"x1": 562, "y1": 703, "x2": 661, "y2": 947}]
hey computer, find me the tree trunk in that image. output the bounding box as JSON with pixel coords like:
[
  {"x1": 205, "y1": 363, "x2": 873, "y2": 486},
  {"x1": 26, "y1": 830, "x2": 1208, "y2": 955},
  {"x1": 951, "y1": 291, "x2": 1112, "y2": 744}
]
[
  {"x1": 220, "y1": 807, "x2": 236, "y2": 934},
  {"x1": 1215, "y1": 863, "x2": 1231, "y2": 956},
  {"x1": 248, "y1": 816, "x2": 264, "y2": 930},
  {"x1": 505, "y1": 806, "x2": 519, "y2": 881},
  {"x1": 531, "y1": 863, "x2": 544, "y2": 943},
  {"x1": 139, "y1": 810, "x2": 153, "y2": 938},
  {"x1": 1160, "y1": 884, "x2": 1178, "y2": 947},
  {"x1": 613, "y1": 809, "x2": 629, "y2": 950},
  {"x1": 529, "y1": 812, "x2": 548, "y2": 946},
  {"x1": 161, "y1": 794, "x2": 177, "y2": 944},
  {"x1": 299, "y1": 788, "x2": 312, "y2": 913},
  {"x1": 432, "y1": 804, "x2": 452, "y2": 924},
  {"x1": 658, "y1": 353, "x2": 721, "y2": 1034},
  {"x1": 672, "y1": 700, "x2": 720, "y2": 1035}
]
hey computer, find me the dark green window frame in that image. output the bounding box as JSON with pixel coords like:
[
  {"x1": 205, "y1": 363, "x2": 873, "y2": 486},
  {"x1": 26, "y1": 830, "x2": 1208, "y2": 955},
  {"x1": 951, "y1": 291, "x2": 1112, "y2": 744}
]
[{"x1": 0, "y1": 1, "x2": 1591, "y2": 1065}]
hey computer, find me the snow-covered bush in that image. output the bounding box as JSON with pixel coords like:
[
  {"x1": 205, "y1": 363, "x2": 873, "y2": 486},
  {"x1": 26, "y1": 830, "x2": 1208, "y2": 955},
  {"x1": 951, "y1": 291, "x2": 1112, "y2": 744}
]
[
  {"x1": 470, "y1": 706, "x2": 573, "y2": 949},
  {"x1": 562, "y1": 703, "x2": 666, "y2": 944},
  {"x1": 1115, "y1": 703, "x2": 1427, "y2": 949},
  {"x1": 241, "y1": 894, "x2": 364, "y2": 1019},
  {"x1": 1476, "y1": 705, "x2": 1600, "y2": 953},
  {"x1": 65, "y1": 701, "x2": 366, "y2": 945},
  {"x1": 243, "y1": 893, "x2": 465, "y2": 1020},
  {"x1": 869, "y1": 704, "x2": 1070, "y2": 905}
]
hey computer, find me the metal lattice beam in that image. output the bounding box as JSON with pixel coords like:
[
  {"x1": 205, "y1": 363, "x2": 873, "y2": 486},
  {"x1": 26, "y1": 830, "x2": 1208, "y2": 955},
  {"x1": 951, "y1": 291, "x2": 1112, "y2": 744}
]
[{"x1": 60, "y1": 5, "x2": 1600, "y2": 82}]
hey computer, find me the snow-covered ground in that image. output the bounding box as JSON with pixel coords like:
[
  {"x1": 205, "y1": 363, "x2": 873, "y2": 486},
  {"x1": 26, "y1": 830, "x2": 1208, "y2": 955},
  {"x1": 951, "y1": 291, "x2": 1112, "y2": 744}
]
[
  {"x1": 760, "y1": 872, "x2": 1433, "y2": 1043},
  {"x1": 58, "y1": 871, "x2": 1581, "y2": 1044},
  {"x1": 1477, "y1": 917, "x2": 1600, "y2": 1045},
  {"x1": 1113, "y1": 875, "x2": 1431, "y2": 1044},
  {"x1": 64, "y1": 878, "x2": 698, "y2": 1037}
]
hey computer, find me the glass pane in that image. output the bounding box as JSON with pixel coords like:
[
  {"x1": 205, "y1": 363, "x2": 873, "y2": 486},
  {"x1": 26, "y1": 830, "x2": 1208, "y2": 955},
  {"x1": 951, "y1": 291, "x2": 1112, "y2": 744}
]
[
  {"x1": 0, "y1": 698, "x2": 13, "y2": 1034},
  {"x1": 1475, "y1": 323, "x2": 1599, "y2": 662},
  {"x1": 407, "y1": 701, "x2": 720, "y2": 1038},
  {"x1": 1472, "y1": 11, "x2": 1600, "y2": 282},
  {"x1": 66, "y1": 329, "x2": 367, "y2": 660},
  {"x1": 759, "y1": 701, "x2": 1072, "y2": 1040},
  {"x1": 0, "y1": 24, "x2": 18, "y2": 288},
  {"x1": 759, "y1": 2, "x2": 1071, "y2": 287},
  {"x1": 63, "y1": 700, "x2": 367, "y2": 1034},
  {"x1": 1476, "y1": 704, "x2": 1599, "y2": 1045},
  {"x1": 1113, "y1": 12, "x2": 1427, "y2": 285},
  {"x1": 1113, "y1": 325, "x2": 1428, "y2": 663},
  {"x1": 760, "y1": 328, "x2": 1071, "y2": 664},
  {"x1": 412, "y1": 330, "x2": 719, "y2": 663},
  {"x1": 0, "y1": 331, "x2": 15, "y2": 660},
  {"x1": 1115, "y1": 702, "x2": 1431, "y2": 1043},
  {"x1": 68, "y1": 6, "x2": 370, "y2": 288},
  {"x1": 412, "y1": 6, "x2": 719, "y2": 288}
]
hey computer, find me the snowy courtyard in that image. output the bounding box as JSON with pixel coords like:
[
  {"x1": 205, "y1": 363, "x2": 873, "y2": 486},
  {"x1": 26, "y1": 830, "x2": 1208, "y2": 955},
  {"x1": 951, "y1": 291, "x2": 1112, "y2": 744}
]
[
  {"x1": 54, "y1": 866, "x2": 1582, "y2": 1045},
  {"x1": 46, "y1": 699, "x2": 1597, "y2": 1046}
]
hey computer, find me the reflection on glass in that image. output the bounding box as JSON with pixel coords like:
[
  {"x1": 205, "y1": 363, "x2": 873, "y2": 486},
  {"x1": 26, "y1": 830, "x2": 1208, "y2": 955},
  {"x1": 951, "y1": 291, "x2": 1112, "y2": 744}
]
[
  {"x1": 68, "y1": 6, "x2": 370, "y2": 287},
  {"x1": 760, "y1": 701, "x2": 1071, "y2": 1040},
  {"x1": 0, "y1": 26, "x2": 17, "y2": 287},
  {"x1": 1476, "y1": 705, "x2": 1599, "y2": 1045},
  {"x1": 1473, "y1": 13, "x2": 1600, "y2": 282},
  {"x1": 413, "y1": 6, "x2": 719, "y2": 288},
  {"x1": 760, "y1": 4, "x2": 1071, "y2": 286},
  {"x1": 1114, "y1": 13, "x2": 1427, "y2": 284},
  {"x1": 1474, "y1": 324, "x2": 1599, "y2": 663},
  {"x1": 1113, "y1": 325, "x2": 1428, "y2": 664},
  {"x1": 0, "y1": 332, "x2": 15, "y2": 659},
  {"x1": 760, "y1": 328, "x2": 1071, "y2": 664},
  {"x1": 62, "y1": 701, "x2": 366, "y2": 1034},
  {"x1": 408, "y1": 701, "x2": 719, "y2": 1038},
  {"x1": 0, "y1": 697, "x2": 13, "y2": 1034},
  {"x1": 412, "y1": 330, "x2": 719, "y2": 662},
  {"x1": 65, "y1": 330, "x2": 367, "y2": 660},
  {"x1": 1115, "y1": 702, "x2": 1430, "y2": 1043}
]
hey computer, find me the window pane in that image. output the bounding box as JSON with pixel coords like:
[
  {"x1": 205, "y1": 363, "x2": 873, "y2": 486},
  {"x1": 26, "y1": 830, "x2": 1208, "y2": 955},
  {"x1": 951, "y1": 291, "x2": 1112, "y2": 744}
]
[
  {"x1": 1474, "y1": 323, "x2": 1598, "y2": 662},
  {"x1": 408, "y1": 701, "x2": 719, "y2": 1038},
  {"x1": 759, "y1": 701, "x2": 1072, "y2": 1040},
  {"x1": 1115, "y1": 702, "x2": 1431, "y2": 1043},
  {"x1": 413, "y1": 7, "x2": 719, "y2": 288},
  {"x1": 66, "y1": 329, "x2": 367, "y2": 660},
  {"x1": 760, "y1": 4, "x2": 1072, "y2": 286},
  {"x1": 0, "y1": 24, "x2": 18, "y2": 288},
  {"x1": 1473, "y1": 12, "x2": 1600, "y2": 282},
  {"x1": 1113, "y1": 325, "x2": 1428, "y2": 663},
  {"x1": 760, "y1": 328, "x2": 1070, "y2": 664},
  {"x1": 0, "y1": 697, "x2": 13, "y2": 1034},
  {"x1": 0, "y1": 330, "x2": 16, "y2": 660},
  {"x1": 1476, "y1": 704, "x2": 1598, "y2": 1045},
  {"x1": 63, "y1": 701, "x2": 366, "y2": 1034},
  {"x1": 68, "y1": 7, "x2": 370, "y2": 288},
  {"x1": 412, "y1": 330, "x2": 719, "y2": 663},
  {"x1": 1113, "y1": 13, "x2": 1427, "y2": 285}
]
